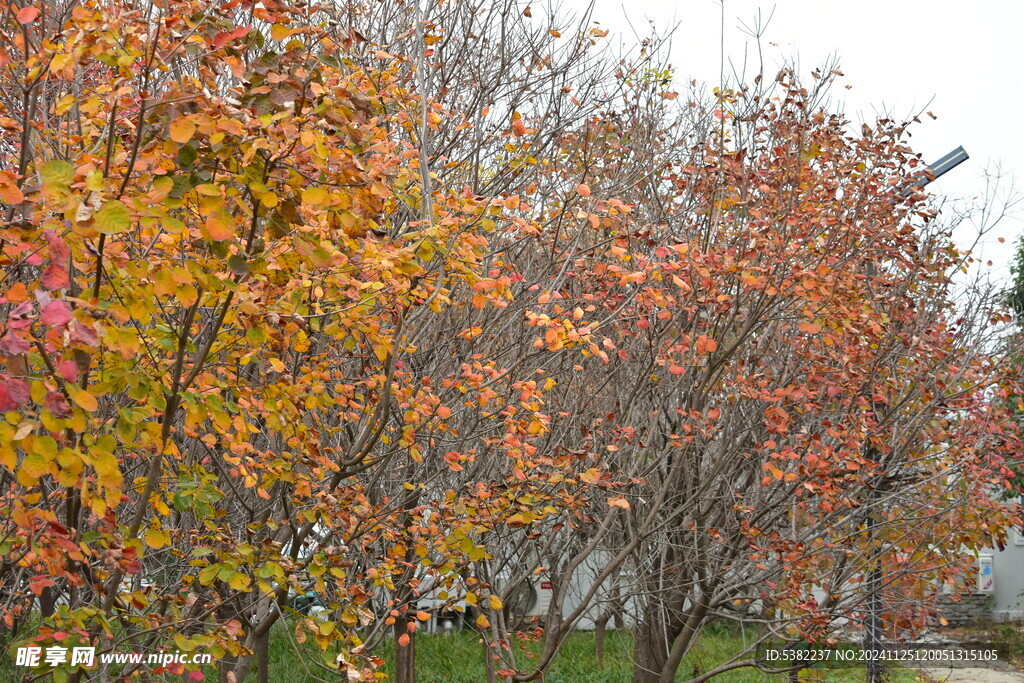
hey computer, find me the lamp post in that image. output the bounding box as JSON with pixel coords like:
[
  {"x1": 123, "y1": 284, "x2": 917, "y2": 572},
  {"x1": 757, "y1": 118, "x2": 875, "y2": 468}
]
[
  {"x1": 864, "y1": 145, "x2": 968, "y2": 683},
  {"x1": 899, "y1": 145, "x2": 969, "y2": 197}
]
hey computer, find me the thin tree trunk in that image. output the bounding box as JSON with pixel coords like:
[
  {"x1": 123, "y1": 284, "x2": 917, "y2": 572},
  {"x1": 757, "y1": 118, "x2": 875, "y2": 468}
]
[
  {"x1": 39, "y1": 585, "x2": 57, "y2": 618},
  {"x1": 484, "y1": 632, "x2": 498, "y2": 683},
  {"x1": 255, "y1": 627, "x2": 270, "y2": 683},
  {"x1": 595, "y1": 612, "x2": 611, "y2": 668},
  {"x1": 659, "y1": 602, "x2": 708, "y2": 683},
  {"x1": 394, "y1": 619, "x2": 416, "y2": 683}
]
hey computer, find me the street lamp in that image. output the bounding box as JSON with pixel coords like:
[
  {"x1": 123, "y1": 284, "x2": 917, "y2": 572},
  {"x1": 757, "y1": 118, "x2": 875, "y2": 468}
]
[{"x1": 899, "y1": 145, "x2": 969, "y2": 196}]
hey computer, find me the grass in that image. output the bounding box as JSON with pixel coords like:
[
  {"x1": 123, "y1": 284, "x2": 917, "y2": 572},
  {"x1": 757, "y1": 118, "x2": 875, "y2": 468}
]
[
  {"x1": 263, "y1": 621, "x2": 925, "y2": 683},
  {"x1": 1, "y1": 618, "x2": 929, "y2": 682}
]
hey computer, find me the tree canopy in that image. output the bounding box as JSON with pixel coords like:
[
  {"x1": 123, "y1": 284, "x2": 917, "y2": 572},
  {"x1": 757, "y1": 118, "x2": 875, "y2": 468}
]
[{"x1": 0, "y1": 1, "x2": 1020, "y2": 682}]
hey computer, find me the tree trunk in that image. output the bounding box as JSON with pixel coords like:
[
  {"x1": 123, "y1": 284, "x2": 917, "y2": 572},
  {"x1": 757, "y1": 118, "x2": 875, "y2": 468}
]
[
  {"x1": 484, "y1": 632, "x2": 498, "y2": 683},
  {"x1": 594, "y1": 612, "x2": 611, "y2": 668},
  {"x1": 632, "y1": 617, "x2": 669, "y2": 683},
  {"x1": 255, "y1": 627, "x2": 270, "y2": 683},
  {"x1": 394, "y1": 620, "x2": 416, "y2": 683},
  {"x1": 218, "y1": 653, "x2": 238, "y2": 683},
  {"x1": 39, "y1": 585, "x2": 57, "y2": 618}
]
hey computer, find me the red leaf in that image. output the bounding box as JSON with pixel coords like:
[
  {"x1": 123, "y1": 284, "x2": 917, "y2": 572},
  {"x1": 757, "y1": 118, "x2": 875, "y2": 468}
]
[
  {"x1": 69, "y1": 320, "x2": 99, "y2": 346},
  {"x1": 40, "y1": 264, "x2": 70, "y2": 291},
  {"x1": 7, "y1": 378, "x2": 29, "y2": 405},
  {"x1": 212, "y1": 25, "x2": 250, "y2": 49},
  {"x1": 40, "y1": 299, "x2": 72, "y2": 327},
  {"x1": 58, "y1": 360, "x2": 78, "y2": 383},
  {"x1": 17, "y1": 6, "x2": 39, "y2": 23},
  {"x1": 212, "y1": 31, "x2": 233, "y2": 49},
  {"x1": 46, "y1": 231, "x2": 70, "y2": 262},
  {"x1": 44, "y1": 391, "x2": 72, "y2": 417},
  {"x1": 0, "y1": 330, "x2": 30, "y2": 355},
  {"x1": 0, "y1": 382, "x2": 18, "y2": 411}
]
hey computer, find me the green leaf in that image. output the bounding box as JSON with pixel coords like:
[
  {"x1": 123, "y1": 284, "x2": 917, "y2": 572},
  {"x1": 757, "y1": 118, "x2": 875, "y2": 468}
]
[
  {"x1": 198, "y1": 563, "x2": 221, "y2": 585},
  {"x1": 95, "y1": 200, "x2": 131, "y2": 234},
  {"x1": 228, "y1": 254, "x2": 250, "y2": 275},
  {"x1": 177, "y1": 144, "x2": 198, "y2": 167},
  {"x1": 169, "y1": 174, "x2": 192, "y2": 198},
  {"x1": 40, "y1": 160, "x2": 75, "y2": 186}
]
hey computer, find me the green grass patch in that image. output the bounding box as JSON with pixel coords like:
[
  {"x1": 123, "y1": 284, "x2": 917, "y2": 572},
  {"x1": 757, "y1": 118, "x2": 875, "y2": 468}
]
[{"x1": 2, "y1": 619, "x2": 927, "y2": 682}]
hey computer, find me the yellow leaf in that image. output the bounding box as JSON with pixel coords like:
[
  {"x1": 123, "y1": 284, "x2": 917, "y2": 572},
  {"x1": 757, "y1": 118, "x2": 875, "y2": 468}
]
[
  {"x1": 506, "y1": 514, "x2": 528, "y2": 528},
  {"x1": 302, "y1": 186, "x2": 328, "y2": 206},
  {"x1": 476, "y1": 614, "x2": 490, "y2": 629},
  {"x1": 292, "y1": 331, "x2": 310, "y2": 353},
  {"x1": 489, "y1": 595, "x2": 503, "y2": 610},
  {"x1": 94, "y1": 200, "x2": 131, "y2": 234},
  {"x1": 18, "y1": 452, "x2": 51, "y2": 485},
  {"x1": 67, "y1": 386, "x2": 98, "y2": 411},
  {"x1": 144, "y1": 528, "x2": 170, "y2": 549},
  {"x1": 270, "y1": 24, "x2": 292, "y2": 41},
  {"x1": 195, "y1": 183, "x2": 221, "y2": 197},
  {"x1": 416, "y1": 241, "x2": 435, "y2": 261},
  {"x1": 176, "y1": 284, "x2": 199, "y2": 308},
  {"x1": 169, "y1": 118, "x2": 196, "y2": 144},
  {"x1": 228, "y1": 572, "x2": 250, "y2": 591}
]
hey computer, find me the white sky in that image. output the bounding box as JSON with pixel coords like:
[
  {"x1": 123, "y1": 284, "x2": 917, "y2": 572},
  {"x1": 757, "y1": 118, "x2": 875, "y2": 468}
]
[{"x1": 571, "y1": 0, "x2": 1024, "y2": 281}]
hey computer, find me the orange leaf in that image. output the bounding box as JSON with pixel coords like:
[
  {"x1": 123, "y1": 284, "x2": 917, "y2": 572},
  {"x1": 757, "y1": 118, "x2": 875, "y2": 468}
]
[
  {"x1": 398, "y1": 633, "x2": 410, "y2": 647},
  {"x1": 608, "y1": 496, "x2": 630, "y2": 510},
  {"x1": 204, "y1": 212, "x2": 235, "y2": 241},
  {"x1": 576, "y1": 184, "x2": 591, "y2": 197}
]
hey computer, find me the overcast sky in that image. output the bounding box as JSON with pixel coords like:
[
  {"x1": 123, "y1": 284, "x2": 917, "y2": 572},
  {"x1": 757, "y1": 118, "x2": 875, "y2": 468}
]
[{"x1": 571, "y1": 0, "x2": 1023, "y2": 281}]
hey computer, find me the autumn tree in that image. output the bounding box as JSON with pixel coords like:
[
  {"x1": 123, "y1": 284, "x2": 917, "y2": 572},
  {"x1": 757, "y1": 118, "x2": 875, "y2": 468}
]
[
  {"x1": 2, "y1": 2, "x2": 1021, "y2": 683},
  {"x1": 0, "y1": 0, "x2": 580, "y2": 680},
  {"x1": 544, "y1": 71, "x2": 1023, "y2": 683}
]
